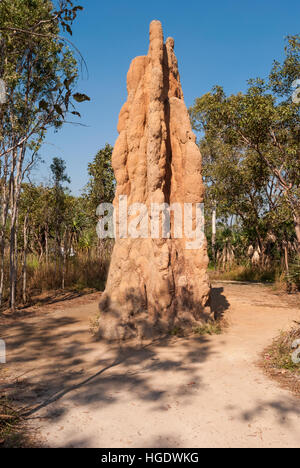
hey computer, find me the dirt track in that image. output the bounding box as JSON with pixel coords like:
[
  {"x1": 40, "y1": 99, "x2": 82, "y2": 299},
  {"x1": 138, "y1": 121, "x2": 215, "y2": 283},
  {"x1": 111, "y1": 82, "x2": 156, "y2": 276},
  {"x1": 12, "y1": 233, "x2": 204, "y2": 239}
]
[{"x1": 1, "y1": 283, "x2": 299, "y2": 448}]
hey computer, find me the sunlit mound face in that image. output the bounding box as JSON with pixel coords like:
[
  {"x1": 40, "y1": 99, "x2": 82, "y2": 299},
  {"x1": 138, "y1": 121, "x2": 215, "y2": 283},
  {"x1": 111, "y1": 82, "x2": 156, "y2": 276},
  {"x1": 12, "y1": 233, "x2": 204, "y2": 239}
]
[{"x1": 96, "y1": 20, "x2": 211, "y2": 341}]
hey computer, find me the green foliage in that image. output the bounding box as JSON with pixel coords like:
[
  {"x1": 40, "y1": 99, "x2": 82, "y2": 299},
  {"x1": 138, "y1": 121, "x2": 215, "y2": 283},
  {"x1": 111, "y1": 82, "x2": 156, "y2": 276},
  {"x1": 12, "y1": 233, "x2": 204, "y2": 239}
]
[
  {"x1": 269, "y1": 35, "x2": 300, "y2": 97},
  {"x1": 0, "y1": 0, "x2": 89, "y2": 158},
  {"x1": 190, "y1": 34, "x2": 300, "y2": 271},
  {"x1": 264, "y1": 327, "x2": 300, "y2": 373},
  {"x1": 84, "y1": 143, "x2": 116, "y2": 217},
  {"x1": 0, "y1": 0, "x2": 89, "y2": 309},
  {"x1": 169, "y1": 326, "x2": 183, "y2": 336},
  {"x1": 208, "y1": 265, "x2": 279, "y2": 283},
  {"x1": 193, "y1": 321, "x2": 222, "y2": 336},
  {"x1": 287, "y1": 256, "x2": 300, "y2": 289},
  {"x1": 0, "y1": 148, "x2": 115, "y2": 307},
  {"x1": 50, "y1": 157, "x2": 71, "y2": 189},
  {"x1": 0, "y1": 394, "x2": 32, "y2": 448}
]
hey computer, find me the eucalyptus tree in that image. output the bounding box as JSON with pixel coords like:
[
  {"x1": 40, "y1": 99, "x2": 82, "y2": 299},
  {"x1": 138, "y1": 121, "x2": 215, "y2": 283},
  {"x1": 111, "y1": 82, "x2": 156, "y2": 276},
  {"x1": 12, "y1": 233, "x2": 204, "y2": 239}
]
[
  {"x1": 84, "y1": 144, "x2": 115, "y2": 217},
  {"x1": 50, "y1": 157, "x2": 71, "y2": 288},
  {"x1": 0, "y1": 0, "x2": 89, "y2": 310},
  {"x1": 190, "y1": 36, "x2": 300, "y2": 257}
]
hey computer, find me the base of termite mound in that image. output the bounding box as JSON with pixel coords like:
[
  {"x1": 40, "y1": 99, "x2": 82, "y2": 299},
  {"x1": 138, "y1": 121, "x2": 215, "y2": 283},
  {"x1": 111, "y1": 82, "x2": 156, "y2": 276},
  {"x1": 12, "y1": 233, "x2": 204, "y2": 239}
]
[{"x1": 94, "y1": 293, "x2": 213, "y2": 342}]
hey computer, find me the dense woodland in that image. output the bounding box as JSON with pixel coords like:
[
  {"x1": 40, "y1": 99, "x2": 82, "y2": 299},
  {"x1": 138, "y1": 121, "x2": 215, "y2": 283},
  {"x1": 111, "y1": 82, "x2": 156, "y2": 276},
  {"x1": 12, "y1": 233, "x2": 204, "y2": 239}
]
[{"x1": 0, "y1": 0, "x2": 299, "y2": 313}]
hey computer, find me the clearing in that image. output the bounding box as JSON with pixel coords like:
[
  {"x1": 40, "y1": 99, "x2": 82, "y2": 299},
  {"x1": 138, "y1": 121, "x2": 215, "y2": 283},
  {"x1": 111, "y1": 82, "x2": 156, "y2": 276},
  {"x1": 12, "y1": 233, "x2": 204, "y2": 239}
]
[{"x1": 0, "y1": 283, "x2": 299, "y2": 448}]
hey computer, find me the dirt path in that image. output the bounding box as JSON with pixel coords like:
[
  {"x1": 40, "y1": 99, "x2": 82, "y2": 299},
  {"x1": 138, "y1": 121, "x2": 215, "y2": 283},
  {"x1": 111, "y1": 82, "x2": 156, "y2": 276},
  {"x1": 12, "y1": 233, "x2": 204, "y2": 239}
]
[{"x1": 1, "y1": 283, "x2": 299, "y2": 448}]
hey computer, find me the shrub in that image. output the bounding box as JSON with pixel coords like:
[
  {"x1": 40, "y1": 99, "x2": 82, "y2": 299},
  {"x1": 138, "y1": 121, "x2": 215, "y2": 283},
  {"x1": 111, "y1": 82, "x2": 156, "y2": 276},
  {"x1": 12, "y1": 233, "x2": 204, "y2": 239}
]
[{"x1": 287, "y1": 256, "x2": 300, "y2": 291}]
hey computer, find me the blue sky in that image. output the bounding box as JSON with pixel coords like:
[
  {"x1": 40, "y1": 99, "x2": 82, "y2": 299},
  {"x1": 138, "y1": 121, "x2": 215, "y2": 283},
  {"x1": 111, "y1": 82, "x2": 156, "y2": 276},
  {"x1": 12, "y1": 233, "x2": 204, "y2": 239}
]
[{"x1": 34, "y1": 0, "x2": 300, "y2": 194}]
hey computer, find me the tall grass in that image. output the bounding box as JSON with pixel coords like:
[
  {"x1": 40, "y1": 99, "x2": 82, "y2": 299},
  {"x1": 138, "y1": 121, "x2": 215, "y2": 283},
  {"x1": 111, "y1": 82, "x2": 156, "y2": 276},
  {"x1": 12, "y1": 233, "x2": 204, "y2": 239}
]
[
  {"x1": 0, "y1": 244, "x2": 113, "y2": 309},
  {"x1": 287, "y1": 256, "x2": 300, "y2": 290},
  {"x1": 28, "y1": 253, "x2": 110, "y2": 293},
  {"x1": 208, "y1": 264, "x2": 279, "y2": 283},
  {"x1": 264, "y1": 327, "x2": 300, "y2": 373}
]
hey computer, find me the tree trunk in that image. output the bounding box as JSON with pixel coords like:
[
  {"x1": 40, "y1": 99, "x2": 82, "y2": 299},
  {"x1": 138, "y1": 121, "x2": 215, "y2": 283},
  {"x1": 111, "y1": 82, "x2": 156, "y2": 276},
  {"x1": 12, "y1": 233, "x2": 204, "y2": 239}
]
[
  {"x1": 62, "y1": 253, "x2": 66, "y2": 290},
  {"x1": 55, "y1": 228, "x2": 59, "y2": 287},
  {"x1": 0, "y1": 240, "x2": 6, "y2": 307},
  {"x1": 0, "y1": 154, "x2": 11, "y2": 306},
  {"x1": 294, "y1": 214, "x2": 300, "y2": 255},
  {"x1": 22, "y1": 213, "x2": 29, "y2": 304},
  {"x1": 0, "y1": 222, "x2": 7, "y2": 307},
  {"x1": 9, "y1": 222, "x2": 17, "y2": 313},
  {"x1": 212, "y1": 205, "x2": 216, "y2": 268},
  {"x1": 9, "y1": 144, "x2": 25, "y2": 312},
  {"x1": 62, "y1": 231, "x2": 67, "y2": 290},
  {"x1": 45, "y1": 226, "x2": 49, "y2": 265},
  {"x1": 283, "y1": 240, "x2": 289, "y2": 273}
]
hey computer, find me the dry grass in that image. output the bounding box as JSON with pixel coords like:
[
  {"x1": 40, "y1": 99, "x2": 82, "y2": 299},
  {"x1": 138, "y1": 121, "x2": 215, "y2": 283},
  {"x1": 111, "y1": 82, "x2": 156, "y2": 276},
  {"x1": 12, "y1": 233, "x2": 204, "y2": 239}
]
[
  {"x1": 28, "y1": 254, "x2": 110, "y2": 293},
  {"x1": 0, "y1": 399, "x2": 42, "y2": 448},
  {"x1": 208, "y1": 265, "x2": 278, "y2": 283},
  {"x1": 1, "y1": 247, "x2": 112, "y2": 310},
  {"x1": 261, "y1": 326, "x2": 300, "y2": 397},
  {"x1": 263, "y1": 327, "x2": 300, "y2": 372},
  {"x1": 169, "y1": 319, "x2": 225, "y2": 338},
  {"x1": 0, "y1": 397, "x2": 26, "y2": 448},
  {"x1": 193, "y1": 320, "x2": 223, "y2": 336},
  {"x1": 0, "y1": 367, "x2": 41, "y2": 448}
]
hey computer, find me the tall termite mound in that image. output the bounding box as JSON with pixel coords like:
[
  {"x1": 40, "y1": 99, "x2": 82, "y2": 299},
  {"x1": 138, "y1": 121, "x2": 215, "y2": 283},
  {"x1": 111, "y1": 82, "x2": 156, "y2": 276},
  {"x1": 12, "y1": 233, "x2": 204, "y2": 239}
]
[{"x1": 97, "y1": 20, "x2": 211, "y2": 340}]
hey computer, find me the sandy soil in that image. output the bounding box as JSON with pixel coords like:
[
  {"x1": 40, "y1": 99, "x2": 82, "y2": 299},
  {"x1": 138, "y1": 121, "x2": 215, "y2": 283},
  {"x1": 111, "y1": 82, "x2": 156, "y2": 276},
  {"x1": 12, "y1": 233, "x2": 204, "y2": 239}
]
[{"x1": 0, "y1": 283, "x2": 299, "y2": 448}]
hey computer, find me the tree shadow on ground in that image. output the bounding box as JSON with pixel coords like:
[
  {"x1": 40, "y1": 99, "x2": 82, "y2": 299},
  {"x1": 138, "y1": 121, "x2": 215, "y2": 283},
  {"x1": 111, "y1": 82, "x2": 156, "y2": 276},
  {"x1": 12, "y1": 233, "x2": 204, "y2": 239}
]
[
  {"x1": 19, "y1": 334, "x2": 213, "y2": 417},
  {"x1": 210, "y1": 287, "x2": 230, "y2": 320},
  {"x1": 0, "y1": 286, "x2": 230, "y2": 444},
  {"x1": 240, "y1": 399, "x2": 300, "y2": 426},
  {"x1": 0, "y1": 290, "x2": 101, "y2": 318},
  {"x1": 97, "y1": 283, "x2": 230, "y2": 341}
]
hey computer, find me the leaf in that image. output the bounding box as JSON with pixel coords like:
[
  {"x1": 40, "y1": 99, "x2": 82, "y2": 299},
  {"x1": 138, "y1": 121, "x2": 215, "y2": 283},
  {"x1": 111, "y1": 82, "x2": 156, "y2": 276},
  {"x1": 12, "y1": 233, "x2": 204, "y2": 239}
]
[
  {"x1": 64, "y1": 90, "x2": 72, "y2": 109},
  {"x1": 39, "y1": 99, "x2": 48, "y2": 111},
  {"x1": 65, "y1": 24, "x2": 73, "y2": 36},
  {"x1": 71, "y1": 111, "x2": 81, "y2": 117},
  {"x1": 73, "y1": 93, "x2": 90, "y2": 103},
  {"x1": 64, "y1": 76, "x2": 76, "y2": 90},
  {"x1": 54, "y1": 104, "x2": 64, "y2": 116}
]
